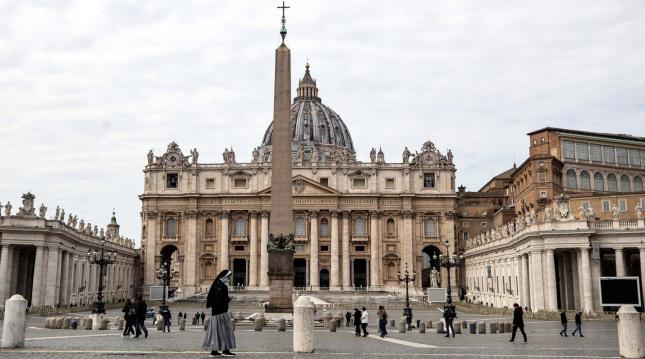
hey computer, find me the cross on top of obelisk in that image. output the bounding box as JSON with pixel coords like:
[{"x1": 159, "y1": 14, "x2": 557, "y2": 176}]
[{"x1": 277, "y1": 1, "x2": 290, "y2": 40}]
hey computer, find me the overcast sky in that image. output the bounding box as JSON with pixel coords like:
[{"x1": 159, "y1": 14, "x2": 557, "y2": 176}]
[{"x1": 2, "y1": 1, "x2": 644, "y2": 244}]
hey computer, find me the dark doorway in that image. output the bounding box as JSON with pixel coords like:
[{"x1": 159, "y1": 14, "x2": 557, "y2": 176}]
[
  {"x1": 421, "y1": 245, "x2": 442, "y2": 288},
  {"x1": 320, "y1": 269, "x2": 330, "y2": 289},
  {"x1": 232, "y1": 258, "x2": 247, "y2": 287},
  {"x1": 294, "y1": 258, "x2": 307, "y2": 288},
  {"x1": 353, "y1": 259, "x2": 367, "y2": 288}
]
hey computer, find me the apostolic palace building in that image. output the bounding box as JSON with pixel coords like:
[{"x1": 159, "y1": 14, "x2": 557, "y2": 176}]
[{"x1": 140, "y1": 63, "x2": 459, "y2": 299}]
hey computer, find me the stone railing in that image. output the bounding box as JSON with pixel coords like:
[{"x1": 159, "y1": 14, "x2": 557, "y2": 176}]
[{"x1": 351, "y1": 235, "x2": 369, "y2": 242}]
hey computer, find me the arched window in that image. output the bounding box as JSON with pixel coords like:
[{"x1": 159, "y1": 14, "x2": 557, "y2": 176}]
[
  {"x1": 425, "y1": 218, "x2": 436, "y2": 237},
  {"x1": 295, "y1": 216, "x2": 306, "y2": 236},
  {"x1": 580, "y1": 171, "x2": 591, "y2": 190},
  {"x1": 566, "y1": 169, "x2": 577, "y2": 188},
  {"x1": 142, "y1": 225, "x2": 147, "y2": 239},
  {"x1": 320, "y1": 218, "x2": 329, "y2": 237},
  {"x1": 593, "y1": 172, "x2": 604, "y2": 191},
  {"x1": 234, "y1": 218, "x2": 247, "y2": 236},
  {"x1": 205, "y1": 218, "x2": 214, "y2": 237},
  {"x1": 386, "y1": 218, "x2": 395, "y2": 236},
  {"x1": 166, "y1": 218, "x2": 177, "y2": 237},
  {"x1": 607, "y1": 174, "x2": 617, "y2": 192},
  {"x1": 354, "y1": 217, "x2": 366, "y2": 236},
  {"x1": 620, "y1": 175, "x2": 630, "y2": 192},
  {"x1": 634, "y1": 176, "x2": 643, "y2": 192}
]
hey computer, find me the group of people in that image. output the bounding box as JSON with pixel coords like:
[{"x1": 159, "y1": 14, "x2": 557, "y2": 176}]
[
  {"x1": 120, "y1": 296, "x2": 149, "y2": 338},
  {"x1": 560, "y1": 310, "x2": 585, "y2": 337},
  {"x1": 352, "y1": 307, "x2": 370, "y2": 337}
]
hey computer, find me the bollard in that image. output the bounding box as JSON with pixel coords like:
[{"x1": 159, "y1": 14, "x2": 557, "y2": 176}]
[
  {"x1": 398, "y1": 318, "x2": 406, "y2": 333},
  {"x1": 469, "y1": 321, "x2": 477, "y2": 334},
  {"x1": 156, "y1": 317, "x2": 165, "y2": 331},
  {"x1": 62, "y1": 317, "x2": 71, "y2": 329},
  {"x1": 617, "y1": 305, "x2": 643, "y2": 358},
  {"x1": 278, "y1": 318, "x2": 286, "y2": 332},
  {"x1": 419, "y1": 322, "x2": 426, "y2": 334},
  {"x1": 84, "y1": 317, "x2": 93, "y2": 330},
  {"x1": 99, "y1": 318, "x2": 109, "y2": 330},
  {"x1": 389, "y1": 319, "x2": 395, "y2": 328},
  {"x1": 293, "y1": 296, "x2": 315, "y2": 353},
  {"x1": 71, "y1": 318, "x2": 79, "y2": 330},
  {"x1": 323, "y1": 313, "x2": 333, "y2": 328},
  {"x1": 497, "y1": 321, "x2": 505, "y2": 334},
  {"x1": 504, "y1": 322, "x2": 512, "y2": 333},
  {"x1": 179, "y1": 318, "x2": 186, "y2": 331},
  {"x1": 329, "y1": 317, "x2": 337, "y2": 332},
  {"x1": 334, "y1": 314, "x2": 343, "y2": 328},
  {"x1": 192, "y1": 317, "x2": 197, "y2": 325},
  {"x1": 117, "y1": 318, "x2": 124, "y2": 331},
  {"x1": 45, "y1": 317, "x2": 52, "y2": 329},
  {"x1": 1, "y1": 294, "x2": 28, "y2": 348},
  {"x1": 203, "y1": 316, "x2": 210, "y2": 331},
  {"x1": 454, "y1": 321, "x2": 462, "y2": 334},
  {"x1": 91, "y1": 314, "x2": 102, "y2": 330},
  {"x1": 425, "y1": 319, "x2": 433, "y2": 329},
  {"x1": 436, "y1": 320, "x2": 445, "y2": 334},
  {"x1": 477, "y1": 321, "x2": 486, "y2": 334},
  {"x1": 254, "y1": 316, "x2": 264, "y2": 331},
  {"x1": 55, "y1": 317, "x2": 63, "y2": 329}
]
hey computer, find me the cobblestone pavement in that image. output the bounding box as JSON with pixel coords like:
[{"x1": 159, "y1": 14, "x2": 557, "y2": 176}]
[{"x1": 0, "y1": 308, "x2": 636, "y2": 358}]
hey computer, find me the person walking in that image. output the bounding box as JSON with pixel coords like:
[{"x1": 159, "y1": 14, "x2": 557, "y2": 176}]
[
  {"x1": 201, "y1": 311, "x2": 206, "y2": 326},
  {"x1": 202, "y1": 269, "x2": 236, "y2": 357},
  {"x1": 360, "y1": 307, "x2": 369, "y2": 337},
  {"x1": 509, "y1": 303, "x2": 527, "y2": 343},
  {"x1": 443, "y1": 303, "x2": 455, "y2": 337},
  {"x1": 572, "y1": 312, "x2": 584, "y2": 337},
  {"x1": 179, "y1": 311, "x2": 183, "y2": 319},
  {"x1": 353, "y1": 308, "x2": 362, "y2": 336},
  {"x1": 559, "y1": 311, "x2": 568, "y2": 337},
  {"x1": 161, "y1": 308, "x2": 172, "y2": 333},
  {"x1": 377, "y1": 305, "x2": 388, "y2": 338},
  {"x1": 345, "y1": 311, "x2": 351, "y2": 327},
  {"x1": 196, "y1": 312, "x2": 200, "y2": 325},
  {"x1": 135, "y1": 296, "x2": 149, "y2": 338},
  {"x1": 121, "y1": 299, "x2": 136, "y2": 338}
]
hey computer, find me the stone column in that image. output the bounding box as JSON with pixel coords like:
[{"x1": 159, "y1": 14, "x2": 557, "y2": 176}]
[
  {"x1": 341, "y1": 211, "x2": 350, "y2": 289},
  {"x1": 60, "y1": 252, "x2": 70, "y2": 306},
  {"x1": 615, "y1": 248, "x2": 625, "y2": 277},
  {"x1": 260, "y1": 211, "x2": 269, "y2": 288},
  {"x1": 369, "y1": 211, "x2": 380, "y2": 288},
  {"x1": 185, "y1": 210, "x2": 198, "y2": 293},
  {"x1": 640, "y1": 249, "x2": 645, "y2": 302},
  {"x1": 545, "y1": 249, "x2": 557, "y2": 310},
  {"x1": 530, "y1": 250, "x2": 545, "y2": 310},
  {"x1": 0, "y1": 245, "x2": 11, "y2": 302},
  {"x1": 402, "y1": 211, "x2": 414, "y2": 276},
  {"x1": 45, "y1": 246, "x2": 60, "y2": 306},
  {"x1": 580, "y1": 248, "x2": 593, "y2": 313},
  {"x1": 330, "y1": 211, "x2": 340, "y2": 290},
  {"x1": 220, "y1": 212, "x2": 229, "y2": 273},
  {"x1": 521, "y1": 254, "x2": 530, "y2": 308},
  {"x1": 562, "y1": 253, "x2": 572, "y2": 310},
  {"x1": 145, "y1": 211, "x2": 158, "y2": 289},
  {"x1": 30, "y1": 246, "x2": 44, "y2": 307},
  {"x1": 249, "y1": 212, "x2": 258, "y2": 287},
  {"x1": 309, "y1": 211, "x2": 319, "y2": 289}
]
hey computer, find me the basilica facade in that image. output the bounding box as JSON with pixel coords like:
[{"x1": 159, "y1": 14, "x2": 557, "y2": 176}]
[{"x1": 140, "y1": 64, "x2": 459, "y2": 298}]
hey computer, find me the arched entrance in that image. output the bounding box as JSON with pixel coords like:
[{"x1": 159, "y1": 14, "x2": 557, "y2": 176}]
[
  {"x1": 159, "y1": 245, "x2": 180, "y2": 297},
  {"x1": 353, "y1": 259, "x2": 367, "y2": 288},
  {"x1": 320, "y1": 269, "x2": 330, "y2": 289},
  {"x1": 294, "y1": 259, "x2": 307, "y2": 288},
  {"x1": 421, "y1": 245, "x2": 442, "y2": 289}
]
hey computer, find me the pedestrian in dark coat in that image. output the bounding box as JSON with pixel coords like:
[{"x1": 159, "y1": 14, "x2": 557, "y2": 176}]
[
  {"x1": 201, "y1": 311, "x2": 206, "y2": 325},
  {"x1": 121, "y1": 299, "x2": 136, "y2": 337},
  {"x1": 572, "y1": 312, "x2": 584, "y2": 337},
  {"x1": 345, "y1": 311, "x2": 352, "y2": 327},
  {"x1": 377, "y1": 305, "x2": 388, "y2": 338},
  {"x1": 135, "y1": 296, "x2": 148, "y2": 338},
  {"x1": 195, "y1": 312, "x2": 200, "y2": 324},
  {"x1": 353, "y1": 308, "x2": 362, "y2": 336},
  {"x1": 443, "y1": 304, "x2": 455, "y2": 337},
  {"x1": 202, "y1": 269, "x2": 236, "y2": 357},
  {"x1": 509, "y1": 303, "x2": 527, "y2": 343},
  {"x1": 559, "y1": 311, "x2": 568, "y2": 337},
  {"x1": 162, "y1": 308, "x2": 172, "y2": 332}
]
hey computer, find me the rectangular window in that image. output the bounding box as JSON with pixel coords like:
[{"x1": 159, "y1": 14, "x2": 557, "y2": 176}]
[
  {"x1": 629, "y1": 149, "x2": 641, "y2": 166},
  {"x1": 320, "y1": 177, "x2": 329, "y2": 187},
  {"x1": 423, "y1": 173, "x2": 436, "y2": 188},
  {"x1": 640, "y1": 198, "x2": 645, "y2": 209},
  {"x1": 463, "y1": 232, "x2": 469, "y2": 241},
  {"x1": 233, "y1": 178, "x2": 247, "y2": 188},
  {"x1": 590, "y1": 144, "x2": 602, "y2": 162},
  {"x1": 385, "y1": 178, "x2": 395, "y2": 189},
  {"x1": 617, "y1": 147, "x2": 628, "y2": 165},
  {"x1": 580, "y1": 201, "x2": 590, "y2": 210},
  {"x1": 602, "y1": 200, "x2": 610, "y2": 212},
  {"x1": 320, "y1": 245, "x2": 329, "y2": 252},
  {"x1": 540, "y1": 191, "x2": 547, "y2": 198},
  {"x1": 355, "y1": 245, "x2": 365, "y2": 252},
  {"x1": 603, "y1": 146, "x2": 616, "y2": 164},
  {"x1": 205, "y1": 178, "x2": 215, "y2": 188},
  {"x1": 294, "y1": 243, "x2": 305, "y2": 252},
  {"x1": 234, "y1": 245, "x2": 245, "y2": 251},
  {"x1": 562, "y1": 140, "x2": 575, "y2": 159},
  {"x1": 462, "y1": 222, "x2": 469, "y2": 228},
  {"x1": 481, "y1": 222, "x2": 487, "y2": 227},
  {"x1": 619, "y1": 199, "x2": 627, "y2": 212},
  {"x1": 576, "y1": 142, "x2": 589, "y2": 161},
  {"x1": 642, "y1": 150, "x2": 645, "y2": 167},
  {"x1": 539, "y1": 172, "x2": 547, "y2": 182},
  {"x1": 352, "y1": 178, "x2": 366, "y2": 188},
  {"x1": 166, "y1": 173, "x2": 178, "y2": 188}
]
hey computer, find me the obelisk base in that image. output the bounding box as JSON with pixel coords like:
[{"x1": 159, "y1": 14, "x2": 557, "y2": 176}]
[{"x1": 266, "y1": 251, "x2": 294, "y2": 313}]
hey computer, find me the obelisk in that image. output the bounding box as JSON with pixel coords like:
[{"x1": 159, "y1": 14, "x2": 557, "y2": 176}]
[{"x1": 266, "y1": 1, "x2": 294, "y2": 313}]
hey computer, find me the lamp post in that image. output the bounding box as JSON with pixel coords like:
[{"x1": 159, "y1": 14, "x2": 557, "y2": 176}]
[
  {"x1": 433, "y1": 239, "x2": 464, "y2": 303},
  {"x1": 156, "y1": 261, "x2": 178, "y2": 311},
  {"x1": 87, "y1": 237, "x2": 117, "y2": 314},
  {"x1": 397, "y1": 262, "x2": 416, "y2": 320}
]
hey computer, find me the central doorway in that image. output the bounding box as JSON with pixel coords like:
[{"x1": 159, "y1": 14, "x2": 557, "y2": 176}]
[
  {"x1": 320, "y1": 269, "x2": 330, "y2": 289},
  {"x1": 232, "y1": 258, "x2": 247, "y2": 287},
  {"x1": 353, "y1": 259, "x2": 367, "y2": 288},
  {"x1": 421, "y1": 245, "x2": 442, "y2": 289},
  {"x1": 294, "y1": 258, "x2": 307, "y2": 288}
]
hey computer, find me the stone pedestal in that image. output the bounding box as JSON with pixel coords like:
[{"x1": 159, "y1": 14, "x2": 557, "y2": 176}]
[
  {"x1": 179, "y1": 318, "x2": 186, "y2": 331},
  {"x1": 617, "y1": 305, "x2": 644, "y2": 358},
  {"x1": 277, "y1": 318, "x2": 286, "y2": 331},
  {"x1": 89, "y1": 314, "x2": 104, "y2": 331},
  {"x1": 293, "y1": 296, "x2": 315, "y2": 353},
  {"x1": 2, "y1": 294, "x2": 28, "y2": 348},
  {"x1": 398, "y1": 318, "x2": 406, "y2": 333},
  {"x1": 266, "y1": 251, "x2": 294, "y2": 313},
  {"x1": 419, "y1": 322, "x2": 426, "y2": 333}
]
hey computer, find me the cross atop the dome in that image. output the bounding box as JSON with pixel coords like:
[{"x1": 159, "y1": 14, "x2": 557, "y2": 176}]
[{"x1": 277, "y1": 1, "x2": 290, "y2": 41}]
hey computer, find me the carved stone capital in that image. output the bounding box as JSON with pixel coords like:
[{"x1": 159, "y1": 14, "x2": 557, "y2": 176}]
[
  {"x1": 341, "y1": 210, "x2": 351, "y2": 217},
  {"x1": 330, "y1": 210, "x2": 339, "y2": 218},
  {"x1": 249, "y1": 210, "x2": 259, "y2": 216},
  {"x1": 309, "y1": 210, "x2": 319, "y2": 218},
  {"x1": 146, "y1": 211, "x2": 158, "y2": 219},
  {"x1": 220, "y1": 211, "x2": 230, "y2": 219},
  {"x1": 185, "y1": 209, "x2": 199, "y2": 218},
  {"x1": 401, "y1": 210, "x2": 414, "y2": 219},
  {"x1": 260, "y1": 210, "x2": 270, "y2": 218}
]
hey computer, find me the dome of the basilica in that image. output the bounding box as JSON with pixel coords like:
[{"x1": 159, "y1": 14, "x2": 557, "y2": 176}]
[{"x1": 260, "y1": 64, "x2": 355, "y2": 154}]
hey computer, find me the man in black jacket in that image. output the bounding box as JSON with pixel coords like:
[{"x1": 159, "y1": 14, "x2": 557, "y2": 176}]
[
  {"x1": 572, "y1": 312, "x2": 584, "y2": 337},
  {"x1": 135, "y1": 296, "x2": 148, "y2": 338},
  {"x1": 353, "y1": 308, "x2": 362, "y2": 336},
  {"x1": 559, "y1": 311, "x2": 568, "y2": 337},
  {"x1": 509, "y1": 303, "x2": 527, "y2": 343}
]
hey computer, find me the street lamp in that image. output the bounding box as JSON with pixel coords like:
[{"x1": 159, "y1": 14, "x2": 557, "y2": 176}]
[
  {"x1": 156, "y1": 261, "x2": 178, "y2": 311},
  {"x1": 433, "y1": 239, "x2": 464, "y2": 304},
  {"x1": 397, "y1": 262, "x2": 416, "y2": 321},
  {"x1": 86, "y1": 237, "x2": 117, "y2": 314}
]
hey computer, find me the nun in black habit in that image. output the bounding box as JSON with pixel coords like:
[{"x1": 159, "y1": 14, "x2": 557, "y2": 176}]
[{"x1": 202, "y1": 269, "x2": 236, "y2": 357}]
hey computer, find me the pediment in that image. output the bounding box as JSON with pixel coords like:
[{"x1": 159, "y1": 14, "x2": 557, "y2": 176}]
[{"x1": 258, "y1": 175, "x2": 340, "y2": 196}]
